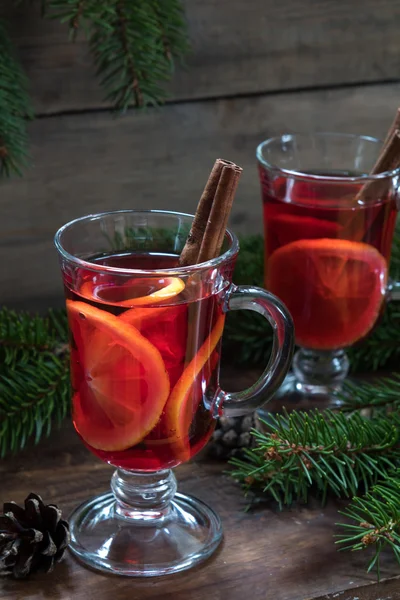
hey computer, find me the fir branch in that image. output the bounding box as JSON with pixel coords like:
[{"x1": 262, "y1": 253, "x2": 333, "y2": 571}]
[
  {"x1": 46, "y1": 0, "x2": 90, "y2": 38},
  {"x1": 339, "y1": 375, "x2": 400, "y2": 415},
  {"x1": 336, "y1": 472, "x2": 400, "y2": 579},
  {"x1": 229, "y1": 409, "x2": 400, "y2": 509},
  {"x1": 43, "y1": 0, "x2": 189, "y2": 111},
  {"x1": 0, "y1": 353, "x2": 70, "y2": 457},
  {"x1": 0, "y1": 308, "x2": 69, "y2": 368},
  {"x1": 0, "y1": 20, "x2": 33, "y2": 178},
  {"x1": 0, "y1": 308, "x2": 70, "y2": 456}
]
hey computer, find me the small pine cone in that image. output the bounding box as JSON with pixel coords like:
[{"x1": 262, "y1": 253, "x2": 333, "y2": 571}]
[
  {"x1": 0, "y1": 493, "x2": 70, "y2": 579},
  {"x1": 208, "y1": 413, "x2": 259, "y2": 459}
]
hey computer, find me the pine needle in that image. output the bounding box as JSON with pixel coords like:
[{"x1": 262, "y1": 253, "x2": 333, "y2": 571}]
[
  {"x1": 0, "y1": 20, "x2": 33, "y2": 177},
  {"x1": 336, "y1": 472, "x2": 400, "y2": 579},
  {"x1": 0, "y1": 1, "x2": 189, "y2": 179},
  {"x1": 0, "y1": 308, "x2": 70, "y2": 456},
  {"x1": 229, "y1": 409, "x2": 400, "y2": 510},
  {"x1": 42, "y1": 0, "x2": 189, "y2": 112}
]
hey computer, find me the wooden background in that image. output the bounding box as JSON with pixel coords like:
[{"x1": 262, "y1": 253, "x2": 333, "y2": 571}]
[{"x1": 1, "y1": 0, "x2": 400, "y2": 309}]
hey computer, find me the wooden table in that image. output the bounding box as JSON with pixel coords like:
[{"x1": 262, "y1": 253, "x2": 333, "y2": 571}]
[{"x1": 1, "y1": 369, "x2": 400, "y2": 600}]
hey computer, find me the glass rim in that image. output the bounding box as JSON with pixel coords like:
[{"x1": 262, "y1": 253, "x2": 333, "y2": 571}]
[
  {"x1": 256, "y1": 132, "x2": 400, "y2": 182},
  {"x1": 54, "y1": 209, "x2": 240, "y2": 276}
]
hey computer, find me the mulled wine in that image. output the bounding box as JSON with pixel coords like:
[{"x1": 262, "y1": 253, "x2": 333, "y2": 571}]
[
  {"x1": 260, "y1": 170, "x2": 396, "y2": 350},
  {"x1": 65, "y1": 252, "x2": 224, "y2": 471}
]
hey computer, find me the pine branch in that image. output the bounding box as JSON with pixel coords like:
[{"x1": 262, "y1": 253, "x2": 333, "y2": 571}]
[
  {"x1": 336, "y1": 472, "x2": 400, "y2": 579},
  {"x1": 339, "y1": 375, "x2": 400, "y2": 415},
  {"x1": 0, "y1": 308, "x2": 70, "y2": 456},
  {"x1": 229, "y1": 409, "x2": 400, "y2": 509},
  {"x1": 0, "y1": 353, "x2": 71, "y2": 457},
  {"x1": 0, "y1": 308, "x2": 69, "y2": 367},
  {"x1": 0, "y1": 20, "x2": 33, "y2": 178},
  {"x1": 229, "y1": 377, "x2": 400, "y2": 576},
  {"x1": 43, "y1": 0, "x2": 189, "y2": 111}
]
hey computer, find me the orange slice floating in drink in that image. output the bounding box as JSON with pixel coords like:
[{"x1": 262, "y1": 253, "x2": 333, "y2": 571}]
[
  {"x1": 67, "y1": 300, "x2": 170, "y2": 451},
  {"x1": 164, "y1": 314, "x2": 225, "y2": 463},
  {"x1": 267, "y1": 238, "x2": 387, "y2": 350},
  {"x1": 122, "y1": 302, "x2": 189, "y2": 390},
  {"x1": 79, "y1": 276, "x2": 185, "y2": 307}
]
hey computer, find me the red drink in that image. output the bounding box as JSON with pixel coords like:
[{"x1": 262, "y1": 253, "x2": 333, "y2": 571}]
[
  {"x1": 260, "y1": 170, "x2": 397, "y2": 350},
  {"x1": 65, "y1": 253, "x2": 224, "y2": 471}
]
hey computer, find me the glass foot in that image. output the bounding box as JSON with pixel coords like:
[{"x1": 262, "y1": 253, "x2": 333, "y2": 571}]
[
  {"x1": 257, "y1": 347, "x2": 351, "y2": 419},
  {"x1": 257, "y1": 371, "x2": 345, "y2": 421},
  {"x1": 69, "y1": 490, "x2": 223, "y2": 577}
]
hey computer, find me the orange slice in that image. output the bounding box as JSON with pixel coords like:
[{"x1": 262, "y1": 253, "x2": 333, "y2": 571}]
[
  {"x1": 121, "y1": 303, "x2": 189, "y2": 389},
  {"x1": 120, "y1": 305, "x2": 171, "y2": 328},
  {"x1": 164, "y1": 314, "x2": 225, "y2": 462},
  {"x1": 79, "y1": 276, "x2": 184, "y2": 307},
  {"x1": 67, "y1": 300, "x2": 170, "y2": 451},
  {"x1": 267, "y1": 238, "x2": 387, "y2": 349}
]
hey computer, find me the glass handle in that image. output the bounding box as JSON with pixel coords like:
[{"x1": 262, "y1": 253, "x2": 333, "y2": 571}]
[{"x1": 217, "y1": 285, "x2": 294, "y2": 417}]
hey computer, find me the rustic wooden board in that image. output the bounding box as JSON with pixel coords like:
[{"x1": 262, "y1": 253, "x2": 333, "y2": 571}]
[
  {"x1": 0, "y1": 417, "x2": 398, "y2": 600},
  {"x1": 312, "y1": 577, "x2": 400, "y2": 600},
  {"x1": 1, "y1": 82, "x2": 400, "y2": 309},
  {"x1": 2, "y1": 0, "x2": 400, "y2": 113}
]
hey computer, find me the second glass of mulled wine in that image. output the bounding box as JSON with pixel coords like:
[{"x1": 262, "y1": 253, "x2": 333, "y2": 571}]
[{"x1": 257, "y1": 132, "x2": 400, "y2": 409}]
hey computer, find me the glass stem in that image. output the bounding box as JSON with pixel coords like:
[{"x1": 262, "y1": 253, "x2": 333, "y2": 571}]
[
  {"x1": 292, "y1": 348, "x2": 350, "y2": 392},
  {"x1": 111, "y1": 469, "x2": 177, "y2": 523}
]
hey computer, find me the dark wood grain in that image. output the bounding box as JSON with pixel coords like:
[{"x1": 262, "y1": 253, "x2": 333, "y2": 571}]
[
  {"x1": 1, "y1": 82, "x2": 400, "y2": 309},
  {"x1": 312, "y1": 576, "x2": 400, "y2": 600},
  {"x1": 0, "y1": 401, "x2": 398, "y2": 600},
  {"x1": 1, "y1": 0, "x2": 400, "y2": 114}
]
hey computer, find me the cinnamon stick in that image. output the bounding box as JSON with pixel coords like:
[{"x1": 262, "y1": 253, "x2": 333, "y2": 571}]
[
  {"x1": 381, "y1": 107, "x2": 400, "y2": 151},
  {"x1": 179, "y1": 158, "x2": 242, "y2": 368},
  {"x1": 197, "y1": 163, "x2": 242, "y2": 263},
  {"x1": 178, "y1": 160, "x2": 225, "y2": 267},
  {"x1": 179, "y1": 159, "x2": 242, "y2": 266},
  {"x1": 356, "y1": 128, "x2": 400, "y2": 202}
]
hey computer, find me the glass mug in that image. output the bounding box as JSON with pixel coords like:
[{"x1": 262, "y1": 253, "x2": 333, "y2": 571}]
[
  {"x1": 257, "y1": 132, "x2": 400, "y2": 408},
  {"x1": 55, "y1": 210, "x2": 294, "y2": 577}
]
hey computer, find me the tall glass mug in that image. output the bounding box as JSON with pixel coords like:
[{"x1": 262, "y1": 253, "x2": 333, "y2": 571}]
[
  {"x1": 257, "y1": 133, "x2": 399, "y2": 408},
  {"x1": 55, "y1": 210, "x2": 294, "y2": 577}
]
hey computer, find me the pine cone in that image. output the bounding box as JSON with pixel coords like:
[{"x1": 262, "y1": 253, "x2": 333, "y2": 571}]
[
  {"x1": 208, "y1": 413, "x2": 260, "y2": 460},
  {"x1": 0, "y1": 493, "x2": 70, "y2": 579}
]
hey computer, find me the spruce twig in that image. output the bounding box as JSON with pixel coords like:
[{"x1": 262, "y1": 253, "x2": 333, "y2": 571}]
[
  {"x1": 1, "y1": 1, "x2": 189, "y2": 179},
  {"x1": 0, "y1": 308, "x2": 70, "y2": 456},
  {"x1": 336, "y1": 472, "x2": 400, "y2": 579},
  {"x1": 229, "y1": 409, "x2": 400, "y2": 509},
  {"x1": 0, "y1": 20, "x2": 33, "y2": 177},
  {"x1": 339, "y1": 375, "x2": 400, "y2": 416},
  {"x1": 43, "y1": 0, "x2": 189, "y2": 111}
]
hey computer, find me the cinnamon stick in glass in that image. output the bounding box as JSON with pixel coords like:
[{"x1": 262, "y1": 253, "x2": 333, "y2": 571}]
[
  {"x1": 356, "y1": 128, "x2": 400, "y2": 202},
  {"x1": 179, "y1": 159, "x2": 243, "y2": 266}
]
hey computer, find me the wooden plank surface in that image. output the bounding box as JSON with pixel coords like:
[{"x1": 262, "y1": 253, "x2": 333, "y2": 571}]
[
  {"x1": 1, "y1": 82, "x2": 400, "y2": 309},
  {"x1": 312, "y1": 577, "x2": 400, "y2": 600},
  {"x1": 0, "y1": 412, "x2": 399, "y2": 600},
  {"x1": 1, "y1": 0, "x2": 400, "y2": 113}
]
